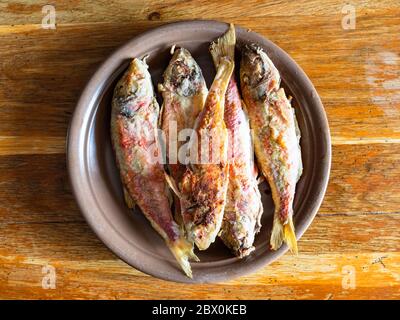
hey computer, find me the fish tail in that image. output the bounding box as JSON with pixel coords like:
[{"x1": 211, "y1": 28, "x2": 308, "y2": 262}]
[
  {"x1": 210, "y1": 23, "x2": 236, "y2": 67},
  {"x1": 213, "y1": 57, "x2": 235, "y2": 95},
  {"x1": 284, "y1": 217, "x2": 298, "y2": 254},
  {"x1": 270, "y1": 214, "x2": 298, "y2": 254},
  {"x1": 168, "y1": 237, "x2": 199, "y2": 278}
]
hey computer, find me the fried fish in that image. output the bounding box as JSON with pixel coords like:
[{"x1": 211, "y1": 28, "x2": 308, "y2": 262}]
[
  {"x1": 175, "y1": 56, "x2": 234, "y2": 250},
  {"x1": 210, "y1": 24, "x2": 263, "y2": 257},
  {"x1": 158, "y1": 47, "x2": 208, "y2": 226},
  {"x1": 111, "y1": 58, "x2": 198, "y2": 277},
  {"x1": 240, "y1": 44, "x2": 303, "y2": 254}
]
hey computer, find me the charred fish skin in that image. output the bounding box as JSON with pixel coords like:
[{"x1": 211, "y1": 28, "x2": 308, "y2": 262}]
[
  {"x1": 210, "y1": 24, "x2": 263, "y2": 258},
  {"x1": 111, "y1": 58, "x2": 198, "y2": 277},
  {"x1": 240, "y1": 44, "x2": 303, "y2": 254},
  {"x1": 180, "y1": 56, "x2": 234, "y2": 251},
  {"x1": 158, "y1": 48, "x2": 208, "y2": 226}
]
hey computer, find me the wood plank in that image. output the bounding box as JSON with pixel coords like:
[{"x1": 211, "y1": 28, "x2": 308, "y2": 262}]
[
  {"x1": 320, "y1": 143, "x2": 400, "y2": 214},
  {"x1": 1, "y1": 214, "x2": 399, "y2": 257},
  {"x1": 0, "y1": 214, "x2": 399, "y2": 299},
  {"x1": 0, "y1": 154, "x2": 82, "y2": 224},
  {"x1": 0, "y1": 136, "x2": 65, "y2": 155},
  {"x1": 1, "y1": 256, "x2": 399, "y2": 299},
  {"x1": 0, "y1": 0, "x2": 399, "y2": 25},
  {"x1": 0, "y1": 23, "x2": 148, "y2": 137},
  {"x1": 0, "y1": 15, "x2": 399, "y2": 142}
]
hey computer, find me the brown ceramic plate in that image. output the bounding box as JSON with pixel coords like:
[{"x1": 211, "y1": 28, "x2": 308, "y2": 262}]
[{"x1": 67, "y1": 20, "x2": 331, "y2": 283}]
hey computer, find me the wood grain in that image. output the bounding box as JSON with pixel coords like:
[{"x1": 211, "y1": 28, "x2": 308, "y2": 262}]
[
  {"x1": 0, "y1": 136, "x2": 65, "y2": 155},
  {"x1": 0, "y1": 0, "x2": 399, "y2": 25},
  {"x1": 0, "y1": 150, "x2": 399, "y2": 299},
  {"x1": 0, "y1": 15, "x2": 399, "y2": 142},
  {"x1": 1, "y1": 214, "x2": 399, "y2": 299},
  {"x1": 0, "y1": 154, "x2": 79, "y2": 224},
  {"x1": 321, "y1": 144, "x2": 400, "y2": 214},
  {"x1": 0, "y1": 0, "x2": 399, "y2": 299}
]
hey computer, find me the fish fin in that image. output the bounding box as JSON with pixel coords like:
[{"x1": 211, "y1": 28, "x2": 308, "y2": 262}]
[
  {"x1": 210, "y1": 23, "x2": 236, "y2": 67},
  {"x1": 257, "y1": 175, "x2": 265, "y2": 185},
  {"x1": 158, "y1": 101, "x2": 164, "y2": 128},
  {"x1": 158, "y1": 83, "x2": 165, "y2": 93},
  {"x1": 141, "y1": 54, "x2": 149, "y2": 65},
  {"x1": 284, "y1": 217, "x2": 298, "y2": 254},
  {"x1": 237, "y1": 246, "x2": 255, "y2": 259},
  {"x1": 170, "y1": 44, "x2": 176, "y2": 55},
  {"x1": 123, "y1": 187, "x2": 136, "y2": 209},
  {"x1": 254, "y1": 187, "x2": 264, "y2": 234},
  {"x1": 168, "y1": 237, "x2": 199, "y2": 278},
  {"x1": 164, "y1": 172, "x2": 184, "y2": 199},
  {"x1": 270, "y1": 215, "x2": 298, "y2": 254},
  {"x1": 270, "y1": 215, "x2": 283, "y2": 251}
]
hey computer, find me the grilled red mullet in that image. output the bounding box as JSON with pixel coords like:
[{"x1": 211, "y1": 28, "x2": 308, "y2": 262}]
[
  {"x1": 240, "y1": 44, "x2": 303, "y2": 254},
  {"x1": 159, "y1": 47, "x2": 208, "y2": 226},
  {"x1": 210, "y1": 24, "x2": 263, "y2": 257},
  {"x1": 111, "y1": 58, "x2": 198, "y2": 277},
  {"x1": 171, "y1": 57, "x2": 234, "y2": 250}
]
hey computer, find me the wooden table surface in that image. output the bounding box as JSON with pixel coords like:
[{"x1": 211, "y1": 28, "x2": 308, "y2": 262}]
[{"x1": 1, "y1": 0, "x2": 399, "y2": 300}]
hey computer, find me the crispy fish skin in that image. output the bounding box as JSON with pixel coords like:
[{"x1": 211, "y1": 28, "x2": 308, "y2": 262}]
[
  {"x1": 210, "y1": 24, "x2": 263, "y2": 257},
  {"x1": 240, "y1": 44, "x2": 303, "y2": 254},
  {"x1": 158, "y1": 48, "x2": 208, "y2": 226},
  {"x1": 111, "y1": 58, "x2": 198, "y2": 277},
  {"x1": 179, "y1": 57, "x2": 234, "y2": 250}
]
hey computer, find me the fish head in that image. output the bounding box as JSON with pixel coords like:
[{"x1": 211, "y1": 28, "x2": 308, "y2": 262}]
[
  {"x1": 160, "y1": 48, "x2": 206, "y2": 97},
  {"x1": 113, "y1": 58, "x2": 154, "y2": 107},
  {"x1": 240, "y1": 44, "x2": 280, "y2": 96}
]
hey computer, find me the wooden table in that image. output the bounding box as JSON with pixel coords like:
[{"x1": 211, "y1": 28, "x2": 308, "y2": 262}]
[{"x1": 1, "y1": 0, "x2": 399, "y2": 300}]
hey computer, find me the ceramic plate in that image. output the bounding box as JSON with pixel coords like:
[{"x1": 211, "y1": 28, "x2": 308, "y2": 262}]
[{"x1": 67, "y1": 20, "x2": 331, "y2": 283}]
